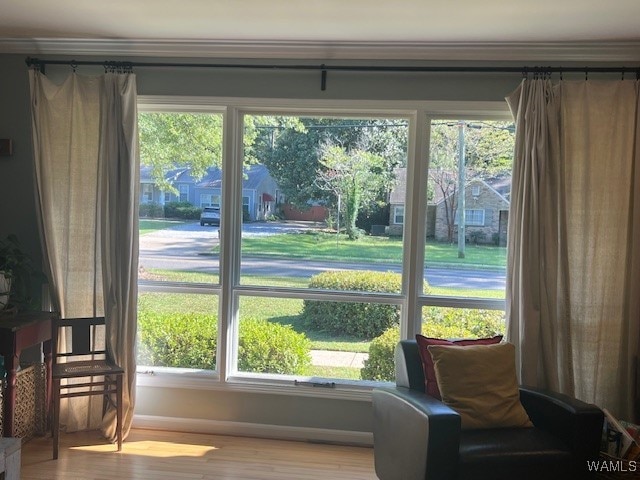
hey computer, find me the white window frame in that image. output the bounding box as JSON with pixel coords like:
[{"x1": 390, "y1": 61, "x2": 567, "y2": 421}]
[
  {"x1": 136, "y1": 96, "x2": 510, "y2": 401},
  {"x1": 393, "y1": 206, "x2": 405, "y2": 225},
  {"x1": 178, "y1": 184, "x2": 189, "y2": 202},
  {"x1": 141, "y1": 183, "x2": 153, "y2": 203},
  {"x1": 471, "y1": 185, "x2": 481, "y2": 197},
  {"x1": 465, "y1": 208, "x2": 485, "y2": 226}
]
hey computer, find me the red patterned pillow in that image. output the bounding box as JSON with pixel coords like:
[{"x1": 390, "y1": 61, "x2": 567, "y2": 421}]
[{"x1": 415, "y1": 334, "x2": 503, "y2": 400}]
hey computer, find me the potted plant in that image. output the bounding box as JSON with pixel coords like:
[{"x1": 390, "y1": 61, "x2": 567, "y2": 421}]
[{"x1": 0, "y1": 234, "x2": 45, "y2": 312}]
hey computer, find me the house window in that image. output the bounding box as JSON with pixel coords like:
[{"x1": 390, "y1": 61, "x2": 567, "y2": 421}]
[
  {"x1": 453, "y1": 209, "x2": 485, "y2": 226},
  {"x1": 465, "y1": 209, "x2": 485, "y2": 226},
  {"x1": 200, "y1": 194, "x2": 221, "y2": 208},
  {"x1": 423, "y1": 118, "x2": 514, "y2": 340},
  {"x1": 136, "y1": 100, "x2": 512, "y2": 394},
  {"x1": 141, "y1": 184, "x2": 153, "y2": 203},
  {"x1": 137, "y1": 110, "x2": 224, "y2": 373},
  {"x1": 238, "y1": 113, "x2": 409, "y2": 384},
  {"x1": 178, "y1": 184, "x2": 189, "y2": 202},
  {"x1": 394, "y1": 206, "x2": 404, "y2": 224}
]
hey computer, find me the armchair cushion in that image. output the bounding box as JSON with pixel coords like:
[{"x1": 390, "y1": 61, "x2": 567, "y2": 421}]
[
  {"x1": 415, "y1": 333, "x2": 503, "y2": 399},
  {"x1": 429, "y1": 342, "x2": 533, "y2": 429}
]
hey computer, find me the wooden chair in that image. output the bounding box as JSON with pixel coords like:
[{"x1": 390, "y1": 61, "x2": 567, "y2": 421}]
[{"x1": 51, "y1": 316, "x2": 124, "y2": 459}]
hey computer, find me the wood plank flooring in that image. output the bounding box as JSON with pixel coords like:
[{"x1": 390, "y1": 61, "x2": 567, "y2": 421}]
[{"x1": 20, "y1": 429, "x2": 377, "y2": 479}]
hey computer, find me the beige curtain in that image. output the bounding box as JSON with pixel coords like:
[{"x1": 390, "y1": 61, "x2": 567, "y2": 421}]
[
  {"x1": 29, "y1": 70, "x2": 139, "y2": 441},
  {"x1": 506, "y1": 79, "x2": 640, "y2": 419}
]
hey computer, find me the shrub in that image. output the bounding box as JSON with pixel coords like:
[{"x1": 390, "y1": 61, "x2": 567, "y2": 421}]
[
  {"x1": 360, "y1": 326, "x2": 399, "y2": 381},
  {"x1": 359, "y1": 308, "x2": 506, "y2": 382},
  {"x1": 164, "y1": 201, "x2": 201, "y2": 220},
  {"x1": 423, "y1": 308, "x2": 505, "y2": 338},
  {"x1": 138, "y1": 312, "x2": 311, "y2": 374},
  {"x1": 139, "y1": 202, "x2": 165, "y2": 218},
  {"x1": 301, "y1": 270, "x2": 402, "y2": 338},
  {"x1": 137, "y1": 311, "x2": 217, "y2": 369},
  {"x1": 238, "y1": 318, "x2": 311, "y2": 375}
]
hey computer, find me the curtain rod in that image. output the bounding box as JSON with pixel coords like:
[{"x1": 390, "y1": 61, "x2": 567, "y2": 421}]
[{"x1": 25, "y1": 56, "x2": 640, "y2": 91}]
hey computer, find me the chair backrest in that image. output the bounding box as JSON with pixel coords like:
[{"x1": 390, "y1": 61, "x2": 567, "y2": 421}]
[
  {"x1": 395, "y1": 340, "x2": 426, "y2": 392},
  {"x1": 52, "y1": 316, "x2": 107, "y2": 364}
]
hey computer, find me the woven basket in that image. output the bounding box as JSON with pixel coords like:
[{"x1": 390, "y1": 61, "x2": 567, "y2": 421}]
[{"x1": 0, "y1": 363, "x2": 46, "y2": 441}]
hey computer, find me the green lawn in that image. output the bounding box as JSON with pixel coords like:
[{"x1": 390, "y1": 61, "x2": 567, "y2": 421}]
[
  {"x1": 139, "y1": 219, "x2": 187, "y2": 235},
  {"x1": 238, "y1": 232, "x2": 506, "y2": 269},
  {"x1": 139, "y1": 269, "x2": 504, "y2": 354}
]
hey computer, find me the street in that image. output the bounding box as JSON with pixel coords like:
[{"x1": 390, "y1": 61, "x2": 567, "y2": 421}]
[{"x1": 139, "y1": 221, "x2": 506, "y2": 290}]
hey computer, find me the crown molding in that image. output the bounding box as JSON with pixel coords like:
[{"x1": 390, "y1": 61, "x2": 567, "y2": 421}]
[{"x1": 2, "y1": 37, "x2": 640, "y2": 62}]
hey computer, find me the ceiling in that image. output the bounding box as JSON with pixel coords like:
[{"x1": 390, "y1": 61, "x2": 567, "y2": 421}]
[{"x1": 2, "y1": 0, "x2": 640, "y2": 60}]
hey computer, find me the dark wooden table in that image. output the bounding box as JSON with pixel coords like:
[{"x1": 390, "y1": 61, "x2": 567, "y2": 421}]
[{"x1": 0, "y1": 311, "x2": 56, "y2": 437}]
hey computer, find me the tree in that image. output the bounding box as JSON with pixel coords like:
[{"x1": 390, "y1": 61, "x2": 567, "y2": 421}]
[
  {"x1": 428, "y1": 121, "x2": 514, "y2": 243},
  {"x1": 138, "y1": 113, "x2": 297, "y2": 195},
  {"x1": 252, "y1": 117, "x2": 407, "y2": 209},
  {"x1": 138, "y1": 112, "x2": 224, "y2": 193},
  {"x1": 316, "y1": 144, "x2": 392, "y2": 240}
]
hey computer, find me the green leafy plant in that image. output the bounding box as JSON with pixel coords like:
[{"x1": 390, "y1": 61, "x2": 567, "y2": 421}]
[
  {"x1": 360, "y1": 309, "x2": 506, "y2": 382},
  {"x1": 0, "y1": 234, "x2": 45, "y2": 310},
  {"x1": 301, "y1": 270, "x2": 402, "y2": 338},
  {"x1": 360, "y1": 326, "x2": 399, "y2": 381},
  {"x1": 137, "y1": 312, "x2": 311, "y2": 374}
]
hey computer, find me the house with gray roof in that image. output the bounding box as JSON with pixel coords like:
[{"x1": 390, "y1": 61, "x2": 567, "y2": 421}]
[
  {"x1": 388, "y1": 168, "x2": 510, "y2": 245},
  {"x1": 140, "y1": 164, "x2": 279, "y2": 221}
]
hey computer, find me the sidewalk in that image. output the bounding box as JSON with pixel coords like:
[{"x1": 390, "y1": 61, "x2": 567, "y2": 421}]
[{"x1": 310, "y1": 350, "x2": 368, "y2": 368}]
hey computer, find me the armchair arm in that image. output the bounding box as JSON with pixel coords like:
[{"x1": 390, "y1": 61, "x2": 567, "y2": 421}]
[
  {"x1": 519, "y1": 386, "x2": 604, "y2": 462},
  {"x1": 373, "y1": 387, "x2": 461, "y2": 480}
]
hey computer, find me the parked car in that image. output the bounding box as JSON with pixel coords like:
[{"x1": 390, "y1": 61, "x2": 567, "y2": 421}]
[{"x1": 200, "y1": 207, "x2": 220, "y2": 226}]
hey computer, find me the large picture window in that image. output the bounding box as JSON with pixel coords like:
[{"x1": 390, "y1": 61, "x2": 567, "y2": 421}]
[
  {"x1": 420, "y1": 119, "x2": 514, "y2": 348},
  {"x1": 137, "y1": 110, "x2": 224, "y2": 373},
  {"x1": 135, "y1": 99, "x2": 513, "y2": 395}
]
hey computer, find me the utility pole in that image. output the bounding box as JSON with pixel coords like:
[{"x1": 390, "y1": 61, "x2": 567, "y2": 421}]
[{"x1": 457, "y1": 121, "x2": 466, "y2": 259}]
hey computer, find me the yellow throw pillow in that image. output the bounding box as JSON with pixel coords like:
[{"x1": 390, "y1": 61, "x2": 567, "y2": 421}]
[{"x1": 427, "y1": 342, "x2": 533, "y2": 430}]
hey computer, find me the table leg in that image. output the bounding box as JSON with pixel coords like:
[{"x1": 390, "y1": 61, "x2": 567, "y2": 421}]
[{"x1": 3, "y1": 353, "x2": 19, "y2": 437}]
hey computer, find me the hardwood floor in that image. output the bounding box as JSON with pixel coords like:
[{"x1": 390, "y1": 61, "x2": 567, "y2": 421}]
[{"x1": 20, "y1": 429, "x2": 377, "y2": 479}]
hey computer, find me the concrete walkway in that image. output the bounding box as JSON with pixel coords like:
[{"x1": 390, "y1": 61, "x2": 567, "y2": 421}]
[{"x1": 310, "y1": 350, "x2": 368, "y2": 368}]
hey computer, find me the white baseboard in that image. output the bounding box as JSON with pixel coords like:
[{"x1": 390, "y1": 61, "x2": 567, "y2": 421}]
[{"x1": 132, "y1": 414, "x2": 374, "y2": 447}]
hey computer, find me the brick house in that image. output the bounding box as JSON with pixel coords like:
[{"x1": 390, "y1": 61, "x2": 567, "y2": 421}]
[
  {"x1": 433, "y1": 176, "x2": 510, "y2": 246},
  {"x1": 388, "y1": 169, "x2": 510, "y2": 246}
]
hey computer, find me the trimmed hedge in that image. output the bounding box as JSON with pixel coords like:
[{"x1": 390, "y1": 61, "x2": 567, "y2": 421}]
[
  {"x1": 360, "y1": 308, "x2": 505, "y2": 382},
  {"x1": 164, "y1": 201, "x2": 202, "y2": 220},
  {"x1": 301, "y1": 270, "x2": 402, "y2": 338},
  {"x1": 238, "y1": 318, "x2": 311, "y2": 374},
  {"x1": 139, "y1": 202, "x2": 164, "y2": 218},
  {"x1": 138, "y1": 312, "x2": 311, "y2": 374},
  {"x1": 360, "y1": 326, "x2": 398, "y2": 382}
]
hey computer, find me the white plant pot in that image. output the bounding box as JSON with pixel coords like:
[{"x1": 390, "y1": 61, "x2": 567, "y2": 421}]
[{"x1": 0, "y1": 272, "x2": 11, "y2": 310}]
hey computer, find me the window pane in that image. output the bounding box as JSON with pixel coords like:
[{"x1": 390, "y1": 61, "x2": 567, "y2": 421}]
[
  {"x1": 236, "y1": 296, "x2": 397, "y2": 383},
  {"x1": 421, "y1": 306, "x2": 506, "y2": 339},
  {"x1": 425, "y1": 120, "x2": 514, "y2": 298},
  {"x1": 241, "y1": 115, "x2": 409, "y2": 293},
  {"x1": 137, "y1": 291, "x2": 218, "y2": 371},
  {"x1": 138, "y1": 112, "x2": 223, "y2": 285}
]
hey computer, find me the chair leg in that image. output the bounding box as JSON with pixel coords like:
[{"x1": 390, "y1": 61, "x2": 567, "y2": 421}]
[
  {"x1": 103, "y1": 375, "x2": 109, "y2": 416},
  {"x1": 52, "y1": 378, "x2": 61, "y2": 460},
  {"x1": 116, "y1": 374, "x2": 123, "y2": 452}
]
